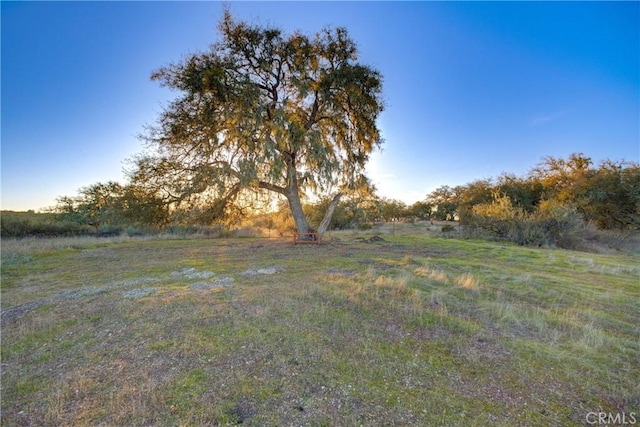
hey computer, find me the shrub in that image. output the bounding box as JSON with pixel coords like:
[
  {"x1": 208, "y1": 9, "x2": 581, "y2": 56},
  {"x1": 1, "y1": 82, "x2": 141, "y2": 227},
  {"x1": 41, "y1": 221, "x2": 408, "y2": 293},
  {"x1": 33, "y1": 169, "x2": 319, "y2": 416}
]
[
  {"x1": 231, "y1": 226, "x2": 263, "y2": 238},
  {"x1": 441, "y1": 224, "x2": 456, "y2": 233},
  {"x1": 124, "y1": 226, "x2": 148, "y2": 237},
  {"x1": 462, "y1": 195, "x2": 592, "y2": 249},
  {"x1": 97, "y1": 225, "x2": 123, "y2": 237},
  {"x1": 585, "y1": 228, "x2": 640, "y2": 253},
  {"x1": 0, "y1": 215, "x2": 91, "y2": 238},
  {"x1": 533, "y1": 200, "x2": 592, "y2": 249}
]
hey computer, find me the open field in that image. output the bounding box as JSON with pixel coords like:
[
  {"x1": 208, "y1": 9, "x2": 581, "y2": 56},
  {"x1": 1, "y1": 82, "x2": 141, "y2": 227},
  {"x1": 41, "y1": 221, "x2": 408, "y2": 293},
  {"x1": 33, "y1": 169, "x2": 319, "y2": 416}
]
[{"x1": 1, "y1": 229, "x2": 639, "y2": 426}]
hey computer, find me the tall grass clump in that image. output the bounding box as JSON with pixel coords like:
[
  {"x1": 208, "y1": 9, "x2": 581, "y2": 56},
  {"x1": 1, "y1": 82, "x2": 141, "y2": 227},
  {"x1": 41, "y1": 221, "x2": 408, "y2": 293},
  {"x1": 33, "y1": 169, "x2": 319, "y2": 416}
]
[{"x1": 1, "y1": 235, "x2": 135, "y2": 260}]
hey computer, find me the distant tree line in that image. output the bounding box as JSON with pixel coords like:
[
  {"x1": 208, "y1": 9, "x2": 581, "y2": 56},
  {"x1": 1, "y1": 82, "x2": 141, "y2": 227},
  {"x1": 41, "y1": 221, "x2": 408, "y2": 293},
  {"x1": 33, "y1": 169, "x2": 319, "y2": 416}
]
[
  {"x1": 2, "y1": 153, "x2": 637, "y2": 245},
  {"x1": 433, "y1": 154, "x2": 638, "y2": 227},
  {"x1": 423, "y1": 153, "x2": 639, "y2": 247}
]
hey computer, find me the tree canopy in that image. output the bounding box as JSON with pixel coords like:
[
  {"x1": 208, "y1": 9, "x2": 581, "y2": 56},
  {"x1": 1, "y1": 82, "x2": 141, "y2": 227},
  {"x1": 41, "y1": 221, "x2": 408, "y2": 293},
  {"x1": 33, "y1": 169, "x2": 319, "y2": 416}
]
[
  {"x1": 131, "y1": 11, "x2": 384, "y2": 234},
  {"x1": 55, "y1": 181, "x2": 170, "y2": 232}
]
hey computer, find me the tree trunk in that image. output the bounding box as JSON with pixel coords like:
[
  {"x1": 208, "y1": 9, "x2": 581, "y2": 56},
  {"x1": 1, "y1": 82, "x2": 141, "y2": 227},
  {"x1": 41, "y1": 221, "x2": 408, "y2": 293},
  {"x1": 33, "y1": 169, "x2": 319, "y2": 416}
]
[
  {"x1": 285, "y1": 164, "x2": 312, "y2": 235},
  {"x1": 287, "y1": 189, "x2": 312, "y2": 234},
  {"x1": 317, "y1": 192, "x2": 342, "y2": 236}
]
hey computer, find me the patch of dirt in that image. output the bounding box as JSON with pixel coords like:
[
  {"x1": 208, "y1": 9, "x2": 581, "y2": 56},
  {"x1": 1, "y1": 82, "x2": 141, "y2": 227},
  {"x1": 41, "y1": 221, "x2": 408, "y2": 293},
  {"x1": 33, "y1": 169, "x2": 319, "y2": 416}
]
[
  {"x1": 355, "y1": 235, "x2": 386, "y2": 243},
  {"x1": 123, "y1": 288, "x2": 158, "y2": 299},
  {"x1": 108, "y1": 277, "x2": 160, "y2": 287},
  {"x1": 2, "y1": 267, "x2": 238, "y2": 323},
  {"x1": 241, "y1": 266, "x2": 284, "y2": 277},
  {"x1": 1, "y1": 276, "x2": 166, "y2": 324},
  {"x1": 1, "y1": 286, "x2": 114, "y2": 325},
  {"x1": 230, "y1": 397, "x2": 258, "y2": 423},
  {"x1": 1, "y1": 300, "x2": 49, "y2": 325},
  {"x1": 60, "y1": 287, "x2": 110, "y2": 299},
  {"x1": 188, "y1": 283, "x2": 224, "y2": 292},
  {"x1": 189, "y1": 277, "x2": 235, "y2": 291},
  {"x1": 170, "y1": 267, "x2": 215, "y2": 280}
]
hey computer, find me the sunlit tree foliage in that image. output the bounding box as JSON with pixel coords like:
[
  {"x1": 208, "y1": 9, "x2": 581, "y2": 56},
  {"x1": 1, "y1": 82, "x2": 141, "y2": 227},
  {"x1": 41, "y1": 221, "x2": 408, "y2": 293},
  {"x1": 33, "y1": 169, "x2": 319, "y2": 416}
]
[{"x1": 130, "y1": 10, "x2": 384, "y2": 235}]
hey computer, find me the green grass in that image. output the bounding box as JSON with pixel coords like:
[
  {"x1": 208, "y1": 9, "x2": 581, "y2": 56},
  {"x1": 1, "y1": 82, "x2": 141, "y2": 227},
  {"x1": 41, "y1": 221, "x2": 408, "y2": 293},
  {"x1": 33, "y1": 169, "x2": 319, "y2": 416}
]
[{"x1": 1, "y1": 231, "x2": 638, "y2": 425}]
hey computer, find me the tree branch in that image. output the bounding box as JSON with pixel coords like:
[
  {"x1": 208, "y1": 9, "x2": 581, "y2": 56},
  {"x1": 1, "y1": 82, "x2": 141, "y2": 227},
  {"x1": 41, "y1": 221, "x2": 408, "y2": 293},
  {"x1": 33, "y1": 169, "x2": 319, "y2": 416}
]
[
  {"x1": 305, "y1": 91, "x2": 320, "y2": 131},
  {"x1": 258, "y1": 181, "x2": 287, "y2": 195}
]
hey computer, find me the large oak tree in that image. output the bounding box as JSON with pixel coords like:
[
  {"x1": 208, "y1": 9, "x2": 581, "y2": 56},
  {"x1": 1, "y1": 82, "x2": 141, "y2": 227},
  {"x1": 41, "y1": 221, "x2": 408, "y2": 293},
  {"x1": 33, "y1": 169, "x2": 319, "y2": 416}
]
[{"x1": 131, "y1": 11, "x2": 384, "y2": 235}]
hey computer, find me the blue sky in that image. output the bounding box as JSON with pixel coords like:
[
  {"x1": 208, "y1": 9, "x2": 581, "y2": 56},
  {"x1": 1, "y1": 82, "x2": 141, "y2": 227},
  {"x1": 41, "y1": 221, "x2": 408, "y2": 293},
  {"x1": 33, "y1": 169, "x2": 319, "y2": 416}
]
[{"x1": 2, "y1": 1, "x2": 639, "y2": 211}]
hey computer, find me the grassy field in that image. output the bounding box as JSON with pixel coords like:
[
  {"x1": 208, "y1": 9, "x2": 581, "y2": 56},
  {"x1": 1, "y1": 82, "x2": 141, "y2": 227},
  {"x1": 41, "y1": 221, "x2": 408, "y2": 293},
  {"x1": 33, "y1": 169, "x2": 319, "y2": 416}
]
[{"x1": 1, "y1": 226, "x2": 638, "y2": 426}]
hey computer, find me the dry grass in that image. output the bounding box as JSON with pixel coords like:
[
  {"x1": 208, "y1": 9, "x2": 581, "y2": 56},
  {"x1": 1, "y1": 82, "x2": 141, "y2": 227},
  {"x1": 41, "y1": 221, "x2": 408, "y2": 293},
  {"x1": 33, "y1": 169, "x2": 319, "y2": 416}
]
[
  {"x1": 414, "y1": 266, "x2": 449, "y2": 283},
  {"x1": 454, "y1": 272, "x2": 481, "y2": 290},
  {"x1": 2, "y1": 233, "x2": 639, "y2": 425},
  {"x1": 1, "y1": 235, "x2": 138, "y2": 257}
]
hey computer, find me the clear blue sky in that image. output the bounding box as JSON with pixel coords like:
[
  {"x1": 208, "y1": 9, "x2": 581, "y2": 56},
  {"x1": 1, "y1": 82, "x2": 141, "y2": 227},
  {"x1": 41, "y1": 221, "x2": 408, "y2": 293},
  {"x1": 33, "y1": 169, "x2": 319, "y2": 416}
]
[{"x1": 2, "y1": 1, "x2": 639, "y2": 211}]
